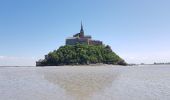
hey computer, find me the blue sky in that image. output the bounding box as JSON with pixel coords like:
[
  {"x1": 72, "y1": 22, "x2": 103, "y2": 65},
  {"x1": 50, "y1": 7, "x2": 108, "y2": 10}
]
[{"x1": 0, "y1": 0, "x2": 170, "y2": 66}]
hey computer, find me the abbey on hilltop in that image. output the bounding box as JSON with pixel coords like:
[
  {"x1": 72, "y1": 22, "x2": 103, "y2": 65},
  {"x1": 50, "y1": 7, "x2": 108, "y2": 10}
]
[
  {"x1": 36, "y1": 22, "x2": 127, "y2": 66},
  {"x1": 66, "y1": 22, "x2": 103, "y2": 45}
]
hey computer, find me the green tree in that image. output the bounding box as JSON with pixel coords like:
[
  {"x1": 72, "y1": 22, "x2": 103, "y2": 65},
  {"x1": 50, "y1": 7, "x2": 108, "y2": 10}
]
[{"x1": 37, "y1": 44, "x2": 127, "y2": 66}]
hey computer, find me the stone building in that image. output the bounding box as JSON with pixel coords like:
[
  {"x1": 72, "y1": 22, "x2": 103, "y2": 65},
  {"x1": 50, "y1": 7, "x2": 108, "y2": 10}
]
[{"x1": 66, "y1": 23, "x2": 103, "y2": 45}]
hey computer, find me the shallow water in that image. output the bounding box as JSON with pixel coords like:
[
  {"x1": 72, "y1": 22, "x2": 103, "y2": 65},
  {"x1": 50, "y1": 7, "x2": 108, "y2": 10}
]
[{"x1": 0, "y1": 65, "x2": 170, "y2": 100}]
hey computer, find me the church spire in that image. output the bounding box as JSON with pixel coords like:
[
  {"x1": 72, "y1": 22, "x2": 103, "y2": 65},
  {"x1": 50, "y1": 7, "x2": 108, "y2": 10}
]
[{"x1": 80, "y1": 21, "x2": 84, "y2": 34}]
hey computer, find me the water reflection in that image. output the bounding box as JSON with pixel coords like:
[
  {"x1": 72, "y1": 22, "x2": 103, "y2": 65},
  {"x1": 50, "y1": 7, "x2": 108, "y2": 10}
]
[{"x1": 42, "y1": 67, "x2": 118, "y2": 100}]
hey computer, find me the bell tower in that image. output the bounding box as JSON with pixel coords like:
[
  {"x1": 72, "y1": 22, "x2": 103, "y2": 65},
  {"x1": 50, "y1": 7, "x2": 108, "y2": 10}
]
[{"x1": 80, "y1": 21, "x2": 84, "y2": 37}]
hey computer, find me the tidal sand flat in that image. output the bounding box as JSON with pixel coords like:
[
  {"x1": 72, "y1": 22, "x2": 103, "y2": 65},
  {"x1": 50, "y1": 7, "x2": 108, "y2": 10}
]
[{"x1": 0, "y1": 65, "x2": 170, "y2": 100}]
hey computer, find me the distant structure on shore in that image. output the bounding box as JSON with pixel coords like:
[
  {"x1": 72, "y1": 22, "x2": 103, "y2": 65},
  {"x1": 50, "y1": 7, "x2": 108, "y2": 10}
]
[
  {"x1": 66, "y1": 22, "x2": 103, "y2": 45},
  {"x1": 154, "y1": 62, "x2": 170, "y2": 65}
]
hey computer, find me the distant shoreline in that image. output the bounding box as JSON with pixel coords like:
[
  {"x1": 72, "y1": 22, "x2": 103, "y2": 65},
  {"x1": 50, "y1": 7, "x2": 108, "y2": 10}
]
[
  {"x1": 0, "y1": 64, "x2": 170, "y2": 67},
  {"x1": 0, "y1": 64, "x2": 122, "y2": 67},
  {"x1": 1, "y1": 63, "x2": 169, "y2": 67},
  {"x1": 0, "y1": 66, "x2": 36, "y2": 67}
]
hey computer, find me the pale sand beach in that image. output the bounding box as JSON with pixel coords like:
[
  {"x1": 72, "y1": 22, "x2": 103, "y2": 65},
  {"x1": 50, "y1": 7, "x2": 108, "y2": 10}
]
[{"x1": 0, "y1": 65, "x2": 170, "y2": 100}]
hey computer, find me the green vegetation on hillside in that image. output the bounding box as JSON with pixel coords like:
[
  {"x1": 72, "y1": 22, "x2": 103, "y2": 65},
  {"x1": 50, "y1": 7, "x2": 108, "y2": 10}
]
[{"x1": 37, "y1": 44, "x2": 127, "y2": 66}]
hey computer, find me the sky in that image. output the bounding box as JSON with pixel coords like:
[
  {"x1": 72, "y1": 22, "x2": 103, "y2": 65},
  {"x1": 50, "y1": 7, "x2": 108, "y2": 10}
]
[{"x1": 0, "y1": 0, "x2": 170, "y2": 66}]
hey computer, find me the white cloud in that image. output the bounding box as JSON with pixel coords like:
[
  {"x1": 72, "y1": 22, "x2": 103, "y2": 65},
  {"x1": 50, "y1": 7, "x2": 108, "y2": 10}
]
[
  {"x1": 0, "y1": 56, "x2": 37, "y2": 66},
  {"x1": 121, "y1": 52, "x2": 170, "y2": 64},
  {"x1": 0, "y1": 56, "x2": 5, "y2": 59}
]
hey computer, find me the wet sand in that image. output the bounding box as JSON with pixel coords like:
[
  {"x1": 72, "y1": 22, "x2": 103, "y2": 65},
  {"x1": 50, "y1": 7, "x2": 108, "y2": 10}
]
[{"x1": 0, "y1": 65, "x2": 170, "y2": 100}]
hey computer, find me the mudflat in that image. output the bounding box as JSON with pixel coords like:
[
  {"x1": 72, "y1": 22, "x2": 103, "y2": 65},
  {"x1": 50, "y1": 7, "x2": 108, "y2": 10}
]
[{"x1": 0, "y1": 65, "x2": 170, "y2": 100}]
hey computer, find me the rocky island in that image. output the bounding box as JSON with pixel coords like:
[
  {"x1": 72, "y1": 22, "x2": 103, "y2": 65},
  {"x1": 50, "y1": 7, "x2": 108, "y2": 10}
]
[{"x1": 36, "y1": 23, "x2": 126, "y2": 66}]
